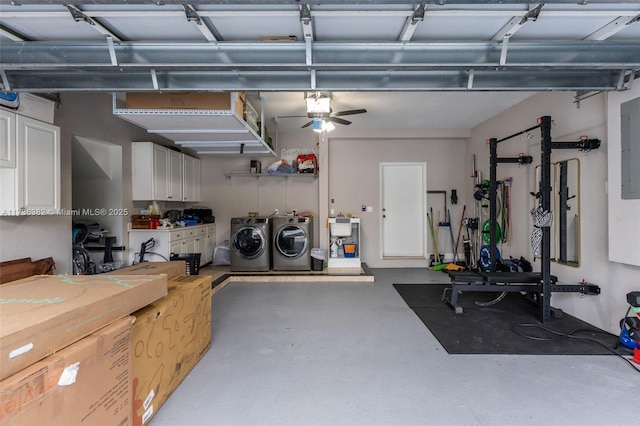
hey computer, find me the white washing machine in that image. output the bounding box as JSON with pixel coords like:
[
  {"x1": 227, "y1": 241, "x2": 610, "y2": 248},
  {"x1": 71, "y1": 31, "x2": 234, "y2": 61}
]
[
  {"x1": 272, "y1": 216, "x2": 313, "y2": 271},
  {"x1": 230, "y1": 217, "x2": 271, "y2": 272}
]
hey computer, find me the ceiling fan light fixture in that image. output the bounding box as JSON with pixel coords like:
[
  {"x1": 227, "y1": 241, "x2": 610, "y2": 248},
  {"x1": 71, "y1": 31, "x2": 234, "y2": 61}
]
[
  {"x1": 311, "y1": 117, "x2": 335, "y2": 133},
  {"x1": 305, "y1": 92, "x2": 331, "y2": 114}
]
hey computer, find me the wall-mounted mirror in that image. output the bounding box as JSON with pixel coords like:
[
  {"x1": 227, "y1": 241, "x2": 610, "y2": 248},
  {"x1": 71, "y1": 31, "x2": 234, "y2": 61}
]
[
  {"x1": 557, "y1": 159, "x2": 580, "y2": 266},
  {"x1": 534, "y1": 158, "x2": 580, "y2": 266}
]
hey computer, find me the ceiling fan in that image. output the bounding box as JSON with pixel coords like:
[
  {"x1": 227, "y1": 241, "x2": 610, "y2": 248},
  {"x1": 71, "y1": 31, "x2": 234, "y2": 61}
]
[{"x1": 300, "y1": 92, "x2": 367, "y2": 131}]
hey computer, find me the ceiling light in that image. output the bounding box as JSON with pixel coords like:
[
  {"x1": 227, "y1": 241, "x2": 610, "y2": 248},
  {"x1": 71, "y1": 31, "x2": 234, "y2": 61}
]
[{"x1": 305, "y1": 92, "x2": 331, "y2": 114}]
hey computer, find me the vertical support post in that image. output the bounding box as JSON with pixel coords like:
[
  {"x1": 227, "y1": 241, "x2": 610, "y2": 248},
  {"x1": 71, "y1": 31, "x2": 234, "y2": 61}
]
[
  {"x1": 489, "y1": 138, "x2": 498, "y2": 272},
  {"x1": 539, "y1": 116, "x2": 553, "y2": 323}
]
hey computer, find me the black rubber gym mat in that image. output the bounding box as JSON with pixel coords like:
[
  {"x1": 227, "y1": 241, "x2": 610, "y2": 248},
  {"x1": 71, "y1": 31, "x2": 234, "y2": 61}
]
[{"x1": 394, "y1": 283, "x2": 624, "y2": 355}]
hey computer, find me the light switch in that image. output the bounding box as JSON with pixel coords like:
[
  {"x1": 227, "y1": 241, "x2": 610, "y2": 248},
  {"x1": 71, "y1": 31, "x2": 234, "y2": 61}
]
[{"x1": 366, "y1": 206, "x2": 373, "y2": 213}]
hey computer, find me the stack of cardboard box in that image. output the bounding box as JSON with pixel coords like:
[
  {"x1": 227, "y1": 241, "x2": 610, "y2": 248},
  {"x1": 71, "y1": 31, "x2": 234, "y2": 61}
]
[
  {"x1": 0, "y1": 262, "x2": 213, "y2": 426},
  {"x1": 115, "y1": 263, "x2": 213, "y2": 426}
]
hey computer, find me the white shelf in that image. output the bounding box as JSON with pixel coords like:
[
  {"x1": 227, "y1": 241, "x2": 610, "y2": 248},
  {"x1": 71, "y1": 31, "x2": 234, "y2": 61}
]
[
  {"x1": 112, "y1": 93, "x2": 276, "y2": 157},
  {"x1": 224, "y1": 172, "x2": 318, "y2": 179}
]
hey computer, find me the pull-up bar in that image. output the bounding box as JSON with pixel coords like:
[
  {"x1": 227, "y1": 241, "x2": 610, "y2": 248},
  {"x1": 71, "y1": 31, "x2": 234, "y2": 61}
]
[{"x1": 495, "y1": 124, "x2": 541, "y2": 144}]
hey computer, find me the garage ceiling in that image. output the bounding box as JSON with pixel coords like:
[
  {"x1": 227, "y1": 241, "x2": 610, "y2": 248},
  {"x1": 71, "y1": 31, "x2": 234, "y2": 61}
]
[
  {"x1": 1, "y1": 1, "x2": 639, "y2": 93},
  {"x1": 1, "y1": 1, "x2": 639, "y2": 147}
]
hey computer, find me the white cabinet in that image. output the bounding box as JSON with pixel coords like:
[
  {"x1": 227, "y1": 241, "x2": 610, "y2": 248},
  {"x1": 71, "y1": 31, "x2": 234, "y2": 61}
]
[
  {"x1": 182, "y1": 154, "x2": 201, "y2": 202},
  {"x1": 150, "y1": 143, "x2": 169, "y2": 200},
  {"x1": 0, "y1": 110, "x2": 60, "y2": 215},
  {"x1": 328, "y1": 217, "x2": 361, "y2": 269},
  {"x1": 132, "y1": 142, "x2": 196, "y2": 202},
  {"x1": 0, "y1": 109, "x2": 15, "y2": 167},
  {"x1": 167, "y1": 149, "x2": 183, "y2": 201},
  {"x1": 203, "y1": 224, "x2": 216, "y2": 265}
]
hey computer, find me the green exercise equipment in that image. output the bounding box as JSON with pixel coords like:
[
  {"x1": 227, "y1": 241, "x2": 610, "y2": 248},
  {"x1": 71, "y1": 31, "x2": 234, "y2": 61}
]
[{"x1": 481, "y1": 219, "x2": 502, "y2": 244}]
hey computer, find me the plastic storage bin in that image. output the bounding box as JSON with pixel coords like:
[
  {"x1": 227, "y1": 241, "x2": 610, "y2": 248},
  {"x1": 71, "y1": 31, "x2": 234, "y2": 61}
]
[
  {"x1": 311, "y1": 248, "x2": 325, "y2": 271},
  {"x1": 343, "y1": 243, "x2": 357, "y2": 258},
  {"x1": 213, "y1": 242, "x2": 231, "y2": 266},
  {"x1": 330, "y1": 222, "x2": 352, "y2": 237}
]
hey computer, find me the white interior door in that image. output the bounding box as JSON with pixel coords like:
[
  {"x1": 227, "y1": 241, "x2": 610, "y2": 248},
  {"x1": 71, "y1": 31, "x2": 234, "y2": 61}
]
[{"x1": 380, "y1": 162, "x2": 426, "y2": 258}]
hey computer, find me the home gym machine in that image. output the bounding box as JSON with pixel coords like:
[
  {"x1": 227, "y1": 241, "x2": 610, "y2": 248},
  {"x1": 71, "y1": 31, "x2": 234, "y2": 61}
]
[{"x1": 442, "y1": 116, "x2": 602, "y2": 323}]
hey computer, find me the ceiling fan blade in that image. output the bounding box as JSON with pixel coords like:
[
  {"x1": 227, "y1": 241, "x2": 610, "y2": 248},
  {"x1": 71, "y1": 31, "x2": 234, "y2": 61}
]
[
  {"x1": 301, "y1": 120, "x2": 313, "y2": 128},
  {"x1": 331, "y1": 109, "x2": 367, "y2": 117},
  {"x1": 328, "y1": 117, "x2": 352, "y2": 126}
]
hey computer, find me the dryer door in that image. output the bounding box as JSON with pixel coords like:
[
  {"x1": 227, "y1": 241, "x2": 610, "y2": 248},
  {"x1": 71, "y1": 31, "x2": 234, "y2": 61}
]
[
  {"x1": 232, "y1": 226, "x2": 266, "y2": 259},
  {"x1": 275, "y1": 225, "x2": 308, "y2": 258}
]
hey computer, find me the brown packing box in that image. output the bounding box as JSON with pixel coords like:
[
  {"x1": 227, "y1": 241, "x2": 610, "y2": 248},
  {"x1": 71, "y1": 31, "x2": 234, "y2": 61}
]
[
  {"x1": 0, "y1": 317, "x2": 134, "y2": 426},
  {"x1": 131, "y1": 214, "x2": 161, "y2": 230},
  {"x1": 126, "y1": 92, "x2": 245, "y2": 117},
  {"x1": 108, "y1": 261, "x2": 186, "y2": 280},
  {"x1": 234, "y1": 91, "x2": 246, "y2": 118},
  {"x1": 131, "y1": 275, "x2": 212, "y2": 426},
  {"x1": 0, "y1": 274, "x2": 167, "y2": 381}
]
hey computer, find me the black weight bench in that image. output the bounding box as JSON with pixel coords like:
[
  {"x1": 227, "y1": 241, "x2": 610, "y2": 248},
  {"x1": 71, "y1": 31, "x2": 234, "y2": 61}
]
[{"x1": 441, "y1": 271, "x2": 557, "y2": 314}]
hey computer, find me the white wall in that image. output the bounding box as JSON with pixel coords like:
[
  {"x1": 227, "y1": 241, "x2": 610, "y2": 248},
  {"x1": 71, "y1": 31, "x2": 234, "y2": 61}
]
[
  {"x1": 326, "y1": 132, "x2": 469, "y2": 268},
  {"x1": 199, "y1": 130, "x2": 320, "y2": 246},
  {"x1": 469, "y1": 90, "x2": 640, "y2": 334}
]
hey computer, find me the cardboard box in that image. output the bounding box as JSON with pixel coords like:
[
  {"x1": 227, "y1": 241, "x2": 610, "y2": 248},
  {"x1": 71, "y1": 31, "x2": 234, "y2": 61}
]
[
  {"x1": 234, "y1": 91, "x2": 246, "y2": 118},
  {"x1": 126, "y1": 92, "x2": 243, "y2": 114},
  {"x1": 0, "y1": 274, "x2": 167, "y2": 381},
  {"x1": 0, "y1": 317, "x2": 134, "y2": 426},
  {"x1": 131, "y1": 275, "x2": 212, "y2": 425},
  {"x1": 108, "y1": 261, "x2": 186, "y2": 280}
]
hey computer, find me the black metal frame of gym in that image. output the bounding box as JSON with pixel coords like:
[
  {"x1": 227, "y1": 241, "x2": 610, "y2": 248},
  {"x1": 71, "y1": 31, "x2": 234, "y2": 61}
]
[{"x1": 443, "y1": 116, "x2": 602, "y2": 323}]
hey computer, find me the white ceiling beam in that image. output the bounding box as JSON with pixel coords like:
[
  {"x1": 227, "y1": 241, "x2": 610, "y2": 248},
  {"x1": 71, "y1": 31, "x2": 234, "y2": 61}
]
[
  {"x1": 64, "y1": 4, "x2": 121, "y2": 41},
  {"x1": 300, "y1": 4, "x2": 313, "y2": 67},
  {"x1": 398, "y1": 3, "x2": 425, "y2": 42},
  {"x1": 106, "y1": 35, "x2": 118, "y2": 65},
  {"x1": 2, "y1": 4, "x2": 638, "y2": 19},
  {"x1": 584, "y1": 14, "x2": 640, "y2": 41},
  {"x1": 4, "y1": 8, "x2": 640, "y2": 20},
  {"x1": 492, "y1": 3, "x2": 544, "y2": 41},
  {"x1": 0, "y1": 70, "x2": 11, "y2": 92},
  {"x1": 499, "y1": 36, "x2": 510, "y2": 66},
  {"x1": 183, "y1": 4, "x2": 217, "y2": 42}
]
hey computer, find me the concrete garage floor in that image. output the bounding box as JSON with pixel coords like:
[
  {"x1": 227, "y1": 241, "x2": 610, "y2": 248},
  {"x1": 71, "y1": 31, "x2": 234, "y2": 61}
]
[{"x1": 151, "y1": 268, "x2": 639, "y2": 426}]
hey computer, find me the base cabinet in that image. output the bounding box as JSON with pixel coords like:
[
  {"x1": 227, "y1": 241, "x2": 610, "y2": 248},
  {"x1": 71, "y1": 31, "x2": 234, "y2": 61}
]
[
  {"x1": 128, "y1": 224, "x2": 215, "y2": 266},
  {"x1": 203, "y1": 224, "x2": 216, "y2": 265},
  {"x1": 328, "y1": 217, "x2": 361, "y2": 269}
]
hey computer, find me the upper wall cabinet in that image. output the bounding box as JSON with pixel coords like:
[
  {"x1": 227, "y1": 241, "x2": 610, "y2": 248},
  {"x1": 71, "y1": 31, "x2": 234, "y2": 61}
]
[
  {"x1": 1, "y1": 110, "x2": 60, "y2": 215},
  {"x1": 182, "y1": 154, "x2": 201, "y2": 203},
  {"x1": 114, "y1": 92, "x2": 275, "y2": 157},
  {"x1": 132, "y1": 142, "x2": 201, "y2": 202}
]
